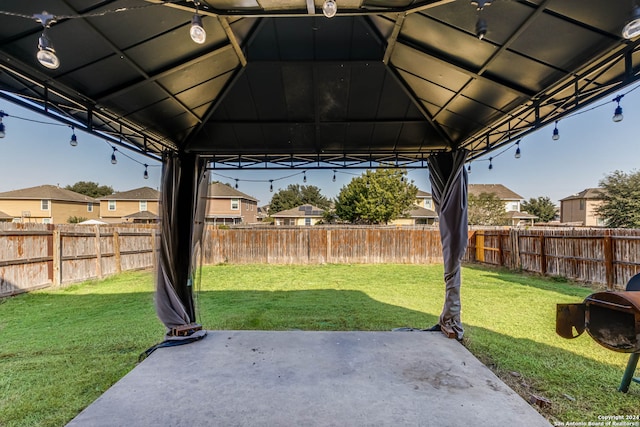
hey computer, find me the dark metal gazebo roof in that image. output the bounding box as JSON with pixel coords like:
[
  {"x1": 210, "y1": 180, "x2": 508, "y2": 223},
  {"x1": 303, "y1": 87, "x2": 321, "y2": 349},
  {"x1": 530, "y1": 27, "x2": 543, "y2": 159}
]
[{"x1": 1, "y1": 0, "x2": 639, "y2": 169}]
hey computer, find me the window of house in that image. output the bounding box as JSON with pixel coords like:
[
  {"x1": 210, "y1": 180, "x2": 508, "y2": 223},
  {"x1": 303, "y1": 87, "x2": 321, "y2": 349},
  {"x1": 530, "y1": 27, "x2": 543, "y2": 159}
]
[
  {"x1": 231, "y1": 199, "x2": 239, "y2": 210},
  {"x1": 140, "y1": 200, "x2": 147, "y2": 211},
  {"x1": 108, "y1": 200, "x2": 116, "y2": 211},
  {"x1": 41, "y1": 200, "x2": 49, "y2": 210},
  {"x1": 579, "y1": 200, "x2": 585, "y2": 210},
  {"x1": 87, "y1": 203, "x2": 93, "y2": 212},
  {"x1": 43, "y1": 218, "x2": 51, "y2": 224},
  {"x1": 305, "y1": 218, "x2": 311, "y2": 226}
]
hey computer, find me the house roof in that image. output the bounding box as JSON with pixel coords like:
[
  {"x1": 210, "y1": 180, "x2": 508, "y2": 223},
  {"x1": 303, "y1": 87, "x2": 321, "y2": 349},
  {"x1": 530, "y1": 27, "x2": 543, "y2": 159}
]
[
  {"x1": 0, "y1": 2, "x2": 637, "y2": 168},
  {"x1": 0, "y1": 185, "x2": 98, "y2": 203},
  {"x1": 505, "y1": 211, "x2": 538, "y2": 220},
  {"x1": 123, "y1": 210, "x2": 159, "y2": 219},
  {"x1": 100, "y1": 186, "x2": 160, "y2": 201},
  {"x1": 272, "y1": 204, "x2": 325, "y2": 218},
  {"x1": 407, "y1": 205, "x2": 438, "y2": 219},
  {"x1": 416, "y1": 190, "x2": 432, "y2": 198},
  {"x1": 208, "y1": 182, "x2": 257, "y2": 202},
  {"x1": 560, "y1": 188, "x2": 605, "y2": 201},
  {"x1": 468, "y1": 184, "x2": 523, "y2": 201},
  {"x1": 0, "y1": 210, "x2": 12, "y2": 219}
]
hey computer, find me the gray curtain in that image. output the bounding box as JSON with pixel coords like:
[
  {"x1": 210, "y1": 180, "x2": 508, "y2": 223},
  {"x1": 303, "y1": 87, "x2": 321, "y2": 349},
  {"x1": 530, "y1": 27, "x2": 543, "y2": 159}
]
[
  {"x1": 155, "y1": 151, "x2": 209, "y2": 337},
  {"x1": 428, "y1": 150, "x2": 469, "y2": 340}
]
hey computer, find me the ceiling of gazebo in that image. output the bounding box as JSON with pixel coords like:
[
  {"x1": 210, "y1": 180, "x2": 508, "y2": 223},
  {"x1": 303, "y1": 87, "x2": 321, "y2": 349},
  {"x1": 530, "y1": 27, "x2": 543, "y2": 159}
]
[{"x1": 1, "y1": 0, "x2": 639, "y2": 168}]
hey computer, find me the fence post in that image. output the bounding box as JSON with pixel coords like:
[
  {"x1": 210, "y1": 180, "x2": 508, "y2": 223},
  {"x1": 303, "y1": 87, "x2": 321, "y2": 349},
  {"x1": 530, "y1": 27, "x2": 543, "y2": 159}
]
[
  {"x1": 94, "y1": 225, "x2": 103, "y2": 279},
  {"x1": 497, "y1": 231, "x2": 504, "y2": 266},
  {"x1": 326, "y1": 229, "x2": 331, "y2": 263},
  {"x1": 151, "y1": 229, "x2": 158, "y2": 271},
  {"x1": 604, "y1": 230, "x2": 614, "y2": 290},
  {"x1": 113, "y1": 231, "x2": 121, "y2": 273},
  {"x1": 539, "y1": 233, "x2": 547, "y2": 276},
  {"x1": 52, "y1": 228, "x2": 62, "y2": 286},
  {"x1": 510, "y1": 228, "x2": 521, "y2": 269},
  {"x1": 476, "y1": 230, "x2": 485, "y2": 262}
]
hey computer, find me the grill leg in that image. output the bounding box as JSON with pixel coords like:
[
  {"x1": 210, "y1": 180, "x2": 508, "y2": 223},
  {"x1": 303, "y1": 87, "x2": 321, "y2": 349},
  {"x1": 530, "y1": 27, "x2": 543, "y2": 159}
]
[{"x1": 618, "y1": 352, "x2": 640, "y2": 393}]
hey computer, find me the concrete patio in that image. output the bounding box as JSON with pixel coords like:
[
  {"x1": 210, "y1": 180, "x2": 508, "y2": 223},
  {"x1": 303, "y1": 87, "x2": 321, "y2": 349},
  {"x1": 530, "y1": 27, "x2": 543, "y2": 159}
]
[{"x1": 67, "y1": 331, "x2": 551, "y2": 426}]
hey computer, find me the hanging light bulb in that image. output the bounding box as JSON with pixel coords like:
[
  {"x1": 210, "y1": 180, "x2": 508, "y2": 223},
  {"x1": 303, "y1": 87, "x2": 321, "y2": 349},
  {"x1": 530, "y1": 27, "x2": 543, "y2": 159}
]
[
  {"x1": 143, "y1": 164, "x2": 149, "y2": 179},
  {"x1": 467, "y1": 164, "x2": 471, "y2": 174},
  {"x1": 235, "y1": 178, "x2": 239, "y2": 189},
  {"x1": 322, "y1": 0, "x2": 337, "y2": 18},
  {"x1": 612, "y1": 95, "x2": 624, "y2": 122},
  {"x1": 471, "y1": 0, "x2": 492, "y2": 9},
  {"x1": 69, "y1": 126, "x2": 78, "y2": 146},
  {"x1": 475, "y1": 16, "x2": 487, "y2": 40},
  {"x1": 332, "y1": 170, "x2": 336, "y2": 182},
  {"x1": 190, "y1": 2, "x2": 206, "y2": 44},
  {"x1": 514, "y1": 140, "x2": 521, "y2": 159},
  {"x1": 488, "y1": 157, "x2": 493, "y2": 170},
  {"x1": 0, "y1": 111, "x2": 6, "y2": 138},
  {"x1": 111, "y1": 147, "x2": 118, "y2": 164},
  {"x1": 303, "y1": 171, "x2": 307, "y2": 183},
  {"x1": 34, "y1": 13, "x2": 59, "y2": 69},
  {"x1": 269, "y1": 179, "x2": 274, "y2": 192},
  {"x1": 623, "y1": 6, "x2": 640, "y2": 39},
  {"x1": 552, "y1": 121, "x2": 560, "y2": 141}
]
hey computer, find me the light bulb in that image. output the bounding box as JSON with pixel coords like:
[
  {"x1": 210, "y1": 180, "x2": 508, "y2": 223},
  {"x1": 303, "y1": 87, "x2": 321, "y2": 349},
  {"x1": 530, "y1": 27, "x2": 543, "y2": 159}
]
[
  {"x1": 322, "y1": 0, "x2": 337, "y2": 18},
  {"x1": 70, "y1": 131, "x2": 77, "y2": 147},
  {"x1": 332, "y1": 171, "x2": 336, "y2": 182},
  {"x1": 37, "y1": 33, "x2": 59, "y2": 69},
  {"x1": 476, "y1": 17, "x2": 487, "y2": 40},
  {"x1": 514, "y1": 141, "x2": 521, "y2": 159},
  {"x1": 190, "y1": 14, "x2": 206, "y2": 44},
  {"x1": 552, "y1": 123, "x2": 559, "y2": 141},
  {"x1": 613, "y1": 105, "x2": 623, "y2": 122},
  {"x1": 623, "y1": 7, "x2": 640, "y2": 39},
  {"x1": 303, "y1": 172, "x2": 307, "y2": 183},
  {"x1": 111, "y1": 149, "x2": 117, "y2": 165},
  {"x1": 0, "y1": 123, "x2": 5, "y2": 138},
  {"x1": 467, "y1": 164, "x2": 471, "y2": 174},
  {"x1": 488, "y1": 157, "x2": 493, "y2": 170},
  {"x1": 269, "y1": 180, "x2": 273, "y2": 192},
  {"x1": 143, "y1": 165, "x2": 149, "y2": 179}
]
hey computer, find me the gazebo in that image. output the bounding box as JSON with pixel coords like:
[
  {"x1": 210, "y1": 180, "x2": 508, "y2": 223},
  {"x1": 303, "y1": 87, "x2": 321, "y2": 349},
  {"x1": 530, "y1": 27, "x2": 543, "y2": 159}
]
[{"x1": 1, "y1": 1, "x2": 639, "y2": 339}]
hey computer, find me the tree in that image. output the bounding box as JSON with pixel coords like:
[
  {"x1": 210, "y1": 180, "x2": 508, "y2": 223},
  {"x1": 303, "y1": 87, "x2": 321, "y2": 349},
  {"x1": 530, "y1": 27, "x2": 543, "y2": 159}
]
[
  {"x1": 269, "y1": 184, "x2": 331, "y2": 213},
  {"x1": 66, "y1": 181, "x2": 113, "y2": 198},
  {"x1": 334, "y1": 169, "x2": 417, "y2": 224},
  {"x1": 67, "y1": 216, "x2": 88, "y2": 224},
  {"x1": 595, "y1": 170, "x2": 640, "y2": 228},
  {"x1": 521, "y1": 196, "x2": 557, "y2": 223},
  {"x1": 467, "y1": 192, "x2": 509, "y2": 226}
]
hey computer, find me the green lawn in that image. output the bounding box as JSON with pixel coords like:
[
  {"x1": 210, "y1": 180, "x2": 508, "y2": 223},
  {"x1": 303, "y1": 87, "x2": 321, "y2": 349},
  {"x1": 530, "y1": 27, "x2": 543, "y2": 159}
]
[{"x1": 1, "y1": 264, "x2": 638, "y2": 426}]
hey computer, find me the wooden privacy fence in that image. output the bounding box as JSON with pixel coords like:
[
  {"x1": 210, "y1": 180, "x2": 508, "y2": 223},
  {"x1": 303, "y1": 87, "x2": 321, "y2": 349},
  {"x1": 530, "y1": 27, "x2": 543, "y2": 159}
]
[
  {"x1": 201, "y1": 226, "x2": 444, "y2": 265},
  {"x1": 468, "y1": 228, "x2": 640, "y2": 290},
  {"x1": 0, "y1": 223, "x2": 158, "y2": 297},
  {"x1": 4, "y1": 224, "x2": 640, "y2": 297}
]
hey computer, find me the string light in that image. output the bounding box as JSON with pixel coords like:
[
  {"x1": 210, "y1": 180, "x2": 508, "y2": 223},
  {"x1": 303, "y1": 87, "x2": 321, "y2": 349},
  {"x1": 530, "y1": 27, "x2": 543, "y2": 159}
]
[
  {"x1": 143, "y1": 164, "x2": 149, "y2": 179},
  {"x1": 488, "y1": 157, "x2": 493, "y2": 170},
  {"x1": 471, "y1": 0, "x2": 492, "y2": 40},
  {"x1": 235, "y1": 178, "x2": 239, "y2": 189},
  {"x1": 612, "y1": 94, "x2": 624, "y2": 122},
  {"x1": 467, "y1": 164, "x2": 471, "y2": 174},
  {"x1": 332, "y1": 170, "x2": 336, "y2": 182},
  {"x1": 0, "y1": 111, "x2": 6, "y2": 138},
  {"x1": 35, "y1": 12, "x2": 59, "y2": 70},
  {"x1": 69, "y1": 126, "x2": 77, "y2": 146},
  {"x1": 269, "y1": 179, "x2": 273, "y2": 192},
  {"x1": 111, "y1": 146, "x2": 118, "y2": 164},
  {"x1": 552, "y1": 121, "x2": 560, "y2": 140},
  {"x1": 190, "y1": 1, "x2": 206, "y2": 44},
  {"x1": 303, "y1": 171, "x2": 307, "y2": 183},
  {"x1": 514, "y1": 140, "x2": 521, "y2": 159}
]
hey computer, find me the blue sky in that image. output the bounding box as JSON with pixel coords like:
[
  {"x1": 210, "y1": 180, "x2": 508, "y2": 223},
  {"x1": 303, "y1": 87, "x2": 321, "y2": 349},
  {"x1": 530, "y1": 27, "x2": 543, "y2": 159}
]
[{"x1": 1, "y1": 84, "x2": 639, "y2": 207}]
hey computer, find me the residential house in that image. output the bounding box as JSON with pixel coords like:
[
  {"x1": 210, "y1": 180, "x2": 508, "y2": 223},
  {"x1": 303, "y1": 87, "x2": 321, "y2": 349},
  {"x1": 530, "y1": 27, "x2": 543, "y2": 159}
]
[
  {"x1": 99, "y1": 187, "x2": 160, "y2": 224},
  {"x1": 415, "y1": 190, "x2": 434, "y2": 210},
  {"x1": 205, "y1": 182, "x2": 258, "y2": 225},
  {"x1": 391, "y1": 205, "x2": 438, "y2": 226},
  {"x1": 0, "y1": 185, "x2": 99, "y2": 224},
  {"x1": 560, "y1": 188, "x2": 606, "y2": 226},
  {"x1": 0, "y1": 211, "x2": 12, "y2": 222},
  {"x1": 272, "y1": 204, "x2": 324, "y2": 226},
  {"x1": 468, "y1": 184, "x2": 537, "y2": 226}
]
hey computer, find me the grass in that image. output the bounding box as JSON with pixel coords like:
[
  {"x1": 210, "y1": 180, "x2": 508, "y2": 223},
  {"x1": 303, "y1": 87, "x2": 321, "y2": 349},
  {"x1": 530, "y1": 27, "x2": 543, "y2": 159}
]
[{"x1": 1, "y1": 264, "x2": 639, "y2": 426}]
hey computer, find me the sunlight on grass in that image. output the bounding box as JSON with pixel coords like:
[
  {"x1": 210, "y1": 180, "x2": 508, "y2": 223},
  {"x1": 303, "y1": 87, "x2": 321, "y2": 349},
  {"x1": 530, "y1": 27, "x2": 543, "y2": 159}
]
[{"x1": 2, "y1": 264, "x2": 639, "y2": 426}]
